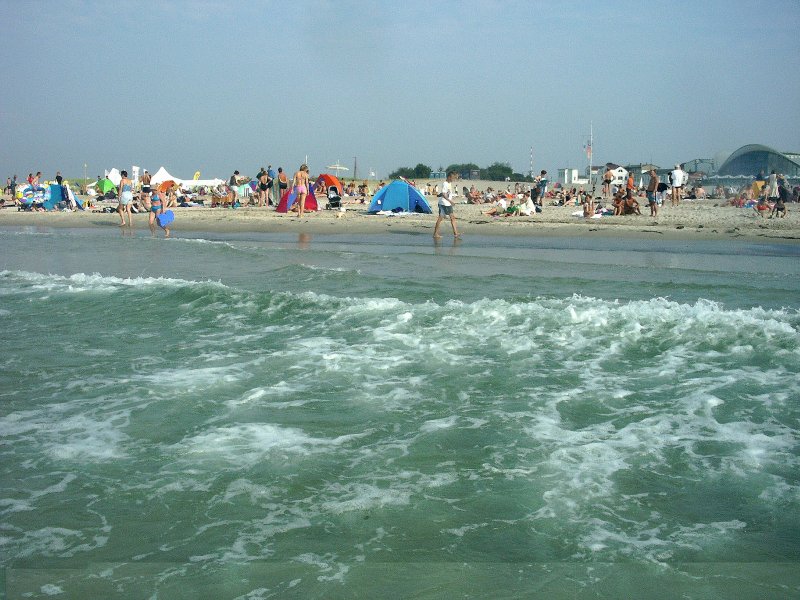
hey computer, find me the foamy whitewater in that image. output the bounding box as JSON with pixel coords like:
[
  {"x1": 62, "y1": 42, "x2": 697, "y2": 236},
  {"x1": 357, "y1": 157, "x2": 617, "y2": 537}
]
[{"x1": 1, "y1": 227, "x2": 798, "y2": 598}]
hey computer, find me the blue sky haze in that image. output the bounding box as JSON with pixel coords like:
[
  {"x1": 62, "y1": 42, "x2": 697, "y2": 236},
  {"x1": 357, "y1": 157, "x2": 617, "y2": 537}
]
[{"x1": 2, "y1": 0, "x2": 798, "y2": 180}]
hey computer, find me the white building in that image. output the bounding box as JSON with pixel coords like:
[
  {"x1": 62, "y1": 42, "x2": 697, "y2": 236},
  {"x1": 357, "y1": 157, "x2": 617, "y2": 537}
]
[{"x1": 557, "y1": 168, "x2": 589, "y2": 186}]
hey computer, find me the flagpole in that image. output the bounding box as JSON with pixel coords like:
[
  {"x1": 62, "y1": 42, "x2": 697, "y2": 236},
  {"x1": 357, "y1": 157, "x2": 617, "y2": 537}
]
[{"x1": 530, "y1": 146, "x2": 534, "y2": 179}]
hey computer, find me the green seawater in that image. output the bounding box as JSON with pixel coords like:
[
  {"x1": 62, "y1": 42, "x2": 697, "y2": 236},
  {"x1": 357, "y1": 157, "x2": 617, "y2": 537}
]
[{"x1": 1, "y1": 227, "x2": 799, "y2": 599}]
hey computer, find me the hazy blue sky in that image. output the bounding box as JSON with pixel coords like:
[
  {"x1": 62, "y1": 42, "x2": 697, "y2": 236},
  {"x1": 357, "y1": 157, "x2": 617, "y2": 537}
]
[{"x1": 2, "y1": 0, "x2": 799, "y2": 181}]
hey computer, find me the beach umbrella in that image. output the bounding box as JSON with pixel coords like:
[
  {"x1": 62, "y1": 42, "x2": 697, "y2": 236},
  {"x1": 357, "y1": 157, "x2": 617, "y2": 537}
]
[
  {"x1": 158, "y1": 180, "x2": 177, "y2": 192},
  {"x1": 96, "y1": 178, "x2": 116, "y2": 194},
  {"x1": 326, "y1": 161, "x2": 350, "y2": 179}
]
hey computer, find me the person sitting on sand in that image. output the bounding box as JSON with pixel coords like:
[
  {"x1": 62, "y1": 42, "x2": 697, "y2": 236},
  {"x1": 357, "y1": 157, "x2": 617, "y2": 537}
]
[
  {"x1": 612, "y1": 189, "x2": 626, "y2": 215},
  {"x1": 518, "y1": 191, "x2": 537, "y2": 216},
  {"x1": 503, "y1": 199, "x2": 520, "y2": 216},
  {"x1": 581, "y1": 194, "x2": 595, "y2": 218},
  {"x1": 754, "y1": 195, "x2": 769, "y2": 217},
  {"x1": 624, "y1": 190, "x2": 642, "y2": 215},
  {"x1": 467, "y1": 185, "x2": 482, "y2": 204},
  {"x1": 165, "y1": 187, "x2": 178, "y2": 209},
  {"x1": 484, "y1": 195, "x2": 507, "y2": 216}
]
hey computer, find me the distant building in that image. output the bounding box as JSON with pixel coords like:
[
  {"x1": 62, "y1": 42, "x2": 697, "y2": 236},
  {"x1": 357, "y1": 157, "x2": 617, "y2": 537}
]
[
  {"x1": 682, "y1": 158, "x2": 716, "y2": 176},
  {"x1": 557, "y1": 168, "x2": 589, "y2": 186},
  {"x1": 601, "y1": 164, "x2": 628, "y2": 187},
  {"x1": 625, "y1": 164, "x2": 659, "y2": 187},
  {"x1": 717, "y1": 144, "x2": 800, "y2": 178}
]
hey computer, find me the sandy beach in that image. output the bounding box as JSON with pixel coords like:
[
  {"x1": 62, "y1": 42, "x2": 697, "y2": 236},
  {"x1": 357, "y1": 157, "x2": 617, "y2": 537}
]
[{"x1": 2, "y1": 183, "x2": 799, "y2": 244}]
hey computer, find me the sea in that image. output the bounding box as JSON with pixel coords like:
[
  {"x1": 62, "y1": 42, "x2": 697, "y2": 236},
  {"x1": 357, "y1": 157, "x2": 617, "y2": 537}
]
[{"x1": 0, "y1": 225, "x2": 798, "y2": 599}]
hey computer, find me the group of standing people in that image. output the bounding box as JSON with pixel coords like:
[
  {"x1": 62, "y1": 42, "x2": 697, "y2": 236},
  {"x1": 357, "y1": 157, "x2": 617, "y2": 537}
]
[
  {"x1": 226, "y1": 164, "x2": 313, "y2": 217},
  {"x1": 227, "y1": 166, "x2": 290, "y2": 208},
  {"x1": 116, "y1": 169, "x2": 170, "y2": 236}
]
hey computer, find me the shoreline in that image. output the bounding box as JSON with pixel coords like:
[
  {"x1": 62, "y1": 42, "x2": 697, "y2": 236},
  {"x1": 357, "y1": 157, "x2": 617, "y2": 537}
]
[{"x1": 1, "y1": 197, "x2": 799, "y2": 244}]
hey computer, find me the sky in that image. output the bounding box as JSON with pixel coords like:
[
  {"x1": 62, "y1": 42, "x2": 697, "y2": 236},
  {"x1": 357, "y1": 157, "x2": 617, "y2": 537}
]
[{"x1": 2, "y1": 0, "x2": 799, "y2": 181}]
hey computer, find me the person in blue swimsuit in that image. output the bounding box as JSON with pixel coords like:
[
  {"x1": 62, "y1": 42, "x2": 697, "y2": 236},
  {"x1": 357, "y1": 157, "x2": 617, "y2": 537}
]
[
  {"x1": 117, "y1": 170, "x2": 133, "y2": 227},
  {"x1": 148, "y1": 188, "x2": 170, "y2": 237}
]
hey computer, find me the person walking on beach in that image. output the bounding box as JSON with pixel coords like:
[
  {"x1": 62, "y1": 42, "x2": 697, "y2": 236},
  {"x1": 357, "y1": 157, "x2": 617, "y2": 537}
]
[
  {"x1": 433, "y1": 171, "x2": 461, "y2": 239},
  {"x1": 670, "y1": 163, "x2": 685, "y2": 207},
  {"x1": 291, "y1": 164, "x2": 310, "y2": 217},
  {"x1": 646, "y1": 169, "x2": 659, "y2": 217},
  {"x1": 148, "y1": 187, "x2": 170, "y2": 237},
  {"x1": 117, "y1": 170, "x2": 133, "y2": 227}
]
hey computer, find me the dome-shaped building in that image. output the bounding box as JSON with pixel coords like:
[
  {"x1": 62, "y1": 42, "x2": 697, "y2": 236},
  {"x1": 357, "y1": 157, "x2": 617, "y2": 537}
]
[{"x1": 717, "y1": 144, "x2": 800, "y2": 178}]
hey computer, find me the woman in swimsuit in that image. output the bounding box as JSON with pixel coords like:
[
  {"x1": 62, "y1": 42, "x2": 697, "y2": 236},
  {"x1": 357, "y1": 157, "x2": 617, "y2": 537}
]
[
  {"x1": 292, "y1": 164, "x2": 310, "y2": 217},
  {"x1": 258, "y1": 169, "x2": 268, "y2": 207},
  {"x1": 149, "y1": 187, "x2": 166, "y2": 235},
  {"x1": 117, "y1": 170, "x2": 133, "y2": 227},
  {"x1": 278, "y1": 168, "x2": 288, "y2": 193}
]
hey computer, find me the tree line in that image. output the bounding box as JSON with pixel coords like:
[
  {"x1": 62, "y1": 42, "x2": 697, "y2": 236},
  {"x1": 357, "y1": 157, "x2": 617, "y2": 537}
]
[{"x1": 389, "y1": 162, "x2": 533, "y2": 182}]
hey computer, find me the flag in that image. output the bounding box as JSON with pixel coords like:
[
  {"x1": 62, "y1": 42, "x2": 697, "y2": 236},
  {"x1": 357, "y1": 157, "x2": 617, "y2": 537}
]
[{"x1": 585, "y1": 140, "x2": 592, "y2": 161}]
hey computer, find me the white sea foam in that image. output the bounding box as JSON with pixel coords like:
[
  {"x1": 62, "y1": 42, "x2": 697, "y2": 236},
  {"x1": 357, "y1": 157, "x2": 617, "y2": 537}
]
[
  {"x1": 139, "y1": 364, "x2": 247, "y2": 391},
  {"x1": 293, "y1": 553, "x2": 350, "y2": 582},
  {"x1": 420, "y1": 415, "x2": 459, "y2": 433},
  {"x1": 1, "y1": 407, "x2": 129, "y2": 462},
  {"x1": 0, "y1": 269, "x2": 229, "y2": 294},
  {"x1": 1, "y1": 526, "x2": 107, "y2": 558},
  {"x1": 40, "y1": 584, "x2": 64, "y2": 596},
  {"x1": 173, "y1": 423, "x2": 367, "y2": 468}
]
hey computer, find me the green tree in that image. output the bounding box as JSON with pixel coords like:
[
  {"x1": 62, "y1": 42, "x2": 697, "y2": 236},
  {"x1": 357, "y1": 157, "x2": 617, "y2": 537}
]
[
  {"x1": 413, "y1": 163, "x2": 432, "y2": 178},
  {"x1": 388, "y1": 166, "x2": 415, "y2": 179},
  {"x1": 482, "y1": 162, "x2": 514, "y2": 181},
  {"x1": 446, "y1": 163, "x2": 480, "y2": 176}
]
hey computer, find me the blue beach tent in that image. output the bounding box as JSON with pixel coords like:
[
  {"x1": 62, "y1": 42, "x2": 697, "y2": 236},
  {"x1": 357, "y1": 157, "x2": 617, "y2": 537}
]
[
  {"x1": 368, "y1": 180, "x2": 432, "y2": 214},
  {"x1": 42, "y1": 184, "x2": 64, "y2": 211}
]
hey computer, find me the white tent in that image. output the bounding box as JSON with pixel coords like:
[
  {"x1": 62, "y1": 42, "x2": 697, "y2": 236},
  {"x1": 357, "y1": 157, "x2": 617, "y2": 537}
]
[
  {"x1": 148, "y1": 166, "x2": 223, "y2": 188},
  {"x1": 105, "y1": 168, "x2": 122, "y2": 186},
  {"x1": 179, "y1": 178, "x2": 225, "y2": 189},
  {"x1": 150, "y1": 166, "x2": 178, "y2": 185}
]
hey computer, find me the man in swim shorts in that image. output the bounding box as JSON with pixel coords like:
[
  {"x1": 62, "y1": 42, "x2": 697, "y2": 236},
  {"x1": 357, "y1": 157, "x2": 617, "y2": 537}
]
[
  {"x1": 670, "y1": 163, "x2": 685, "y2": 207},
  {"x1": 646, "y1": 168, "x2": 659, "y2": 217},
  {"x1": 433, "y1": 171, "x2": 460, "y2": 239}
]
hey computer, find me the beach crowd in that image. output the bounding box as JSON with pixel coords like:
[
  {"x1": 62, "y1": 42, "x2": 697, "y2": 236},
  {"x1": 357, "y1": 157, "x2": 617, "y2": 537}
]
[{"x1": 3, "y1": 164, "x2": 798, "y2": 235}]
